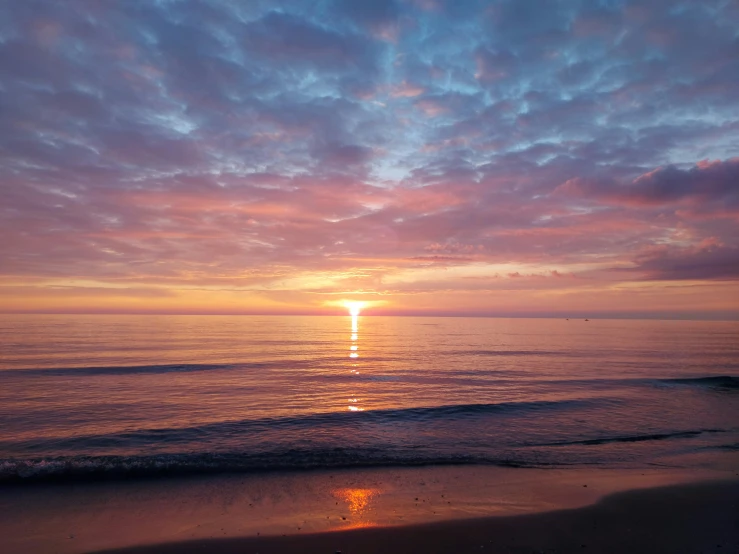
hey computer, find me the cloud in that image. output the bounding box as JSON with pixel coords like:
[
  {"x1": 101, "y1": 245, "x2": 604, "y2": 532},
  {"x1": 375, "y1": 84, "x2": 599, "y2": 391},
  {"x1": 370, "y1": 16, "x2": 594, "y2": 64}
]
[
  {"x1": 0, "y1": 0, "x2": 738, "y2": 314},
  {"x1": 243, "y1": 11, "x2": 380, "y2": 74},
  {"x1": 474, "y1": 47, "x2": 517, "y2": 82},
  {"x1": 633, "y1": 243, "x2": 739, "y2": 281},
  {"x1": 333, "y1": 0, "x2": 403, "y2": 41},
  {"x1": 559, "y1": 158, "x2": 739, "y2": 207}
]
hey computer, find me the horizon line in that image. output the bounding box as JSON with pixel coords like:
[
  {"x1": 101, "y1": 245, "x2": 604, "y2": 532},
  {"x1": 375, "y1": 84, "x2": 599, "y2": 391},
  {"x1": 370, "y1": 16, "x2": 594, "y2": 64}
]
[{"x1": 2, "y1": 310, "x2": 738, "y2": 321}]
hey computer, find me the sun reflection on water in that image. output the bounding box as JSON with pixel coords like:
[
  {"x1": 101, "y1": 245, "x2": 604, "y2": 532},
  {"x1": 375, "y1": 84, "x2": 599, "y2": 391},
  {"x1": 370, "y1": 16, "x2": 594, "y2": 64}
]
[
  {"x1": 349, "y1": 313, "x2": 359, "y2": 360},
  {"x1": 348, "y1": 313, "x2": 362, "y2": 408}
]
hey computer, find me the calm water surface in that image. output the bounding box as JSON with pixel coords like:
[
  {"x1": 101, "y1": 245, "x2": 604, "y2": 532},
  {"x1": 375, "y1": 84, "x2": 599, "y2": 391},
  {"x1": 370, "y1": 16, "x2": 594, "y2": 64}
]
[{"x1": 0, "y1": 315, "x2": 737, "y2": 481}]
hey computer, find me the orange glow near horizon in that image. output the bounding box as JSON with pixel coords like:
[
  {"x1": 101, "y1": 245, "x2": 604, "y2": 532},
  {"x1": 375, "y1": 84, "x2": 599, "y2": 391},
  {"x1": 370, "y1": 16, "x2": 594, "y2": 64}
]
[{"x1": 2, "y1": 281, "x2": 738, "y2": 319}]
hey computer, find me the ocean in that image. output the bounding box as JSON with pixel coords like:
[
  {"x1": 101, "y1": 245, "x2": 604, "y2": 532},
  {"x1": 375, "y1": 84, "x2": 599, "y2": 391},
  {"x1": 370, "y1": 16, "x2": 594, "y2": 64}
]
[{"x1": 1, "y1": 315, "x2": 737, "y2": 482}]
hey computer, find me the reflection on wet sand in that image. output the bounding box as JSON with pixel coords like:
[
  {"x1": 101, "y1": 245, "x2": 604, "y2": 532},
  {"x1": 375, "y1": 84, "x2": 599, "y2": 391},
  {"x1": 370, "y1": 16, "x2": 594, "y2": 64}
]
[{"x1": 333, "y1": 487, "x2": 379, "y2": 516}]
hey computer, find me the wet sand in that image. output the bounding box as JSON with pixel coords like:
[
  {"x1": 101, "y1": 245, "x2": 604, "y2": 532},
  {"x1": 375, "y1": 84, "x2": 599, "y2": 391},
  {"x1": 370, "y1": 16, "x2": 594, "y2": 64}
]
[
  {"x1": 99, "y1": 480, "x2": 739, "y2": 554},
  {"x1": 1, "y1": 464, "x2": 737, "y2": 554}
]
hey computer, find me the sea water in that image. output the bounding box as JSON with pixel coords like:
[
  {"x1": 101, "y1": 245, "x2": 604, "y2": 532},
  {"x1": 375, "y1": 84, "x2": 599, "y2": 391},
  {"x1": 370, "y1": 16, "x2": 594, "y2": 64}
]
[{"x1": 0, "y1": 315, "x2": 737, "y2": 481}]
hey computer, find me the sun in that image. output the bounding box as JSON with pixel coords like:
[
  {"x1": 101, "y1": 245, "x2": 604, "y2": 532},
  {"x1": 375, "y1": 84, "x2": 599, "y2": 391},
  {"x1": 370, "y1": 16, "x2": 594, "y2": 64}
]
[{"x1": 344, "y1": 301, "x2": 365, "y2": 316}]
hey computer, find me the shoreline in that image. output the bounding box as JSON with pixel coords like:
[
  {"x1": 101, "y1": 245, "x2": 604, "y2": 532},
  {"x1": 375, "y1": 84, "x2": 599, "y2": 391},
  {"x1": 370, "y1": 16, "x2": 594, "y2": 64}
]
[
  {"x1": 2, "y1": 462, "x2": 737, "y2": 553},
  {"x1": 94, "y1": 479, "x2": 739, "y2": 554}
]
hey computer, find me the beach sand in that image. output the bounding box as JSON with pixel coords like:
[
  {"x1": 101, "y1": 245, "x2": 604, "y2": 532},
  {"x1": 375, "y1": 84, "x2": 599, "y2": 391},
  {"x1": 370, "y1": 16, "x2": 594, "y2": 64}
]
[
  {"x1": 101, "y1": 480, "x2": 739, "y2": 554},
  {"x1": 2, "y1": 464, "x2": 737, "y2": 553}
]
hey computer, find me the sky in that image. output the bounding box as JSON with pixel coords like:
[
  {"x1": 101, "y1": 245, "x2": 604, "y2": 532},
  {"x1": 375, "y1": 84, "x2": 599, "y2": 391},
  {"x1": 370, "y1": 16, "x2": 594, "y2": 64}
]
[{"x1": 1, "y1": 0, "x2": 738, "y2": 318}]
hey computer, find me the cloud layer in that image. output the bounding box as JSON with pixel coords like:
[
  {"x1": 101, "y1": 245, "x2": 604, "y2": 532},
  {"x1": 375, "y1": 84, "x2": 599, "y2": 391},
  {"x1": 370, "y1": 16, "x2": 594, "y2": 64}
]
[{"x1": 1, "y1": 0, "x2": 738, "y2": 316}]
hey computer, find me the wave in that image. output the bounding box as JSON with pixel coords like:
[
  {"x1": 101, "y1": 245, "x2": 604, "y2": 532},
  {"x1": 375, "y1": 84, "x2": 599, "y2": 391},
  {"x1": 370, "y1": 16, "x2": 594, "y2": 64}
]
[
  {"x1": 700, "y1": 442, "x2": 739, "y2": 452},
  {"x1": 5, "y1": 361, "x2": 737, "y2": 393},
  {"x1": 537, "y1": 429, "x2": 726, "y2": 447},
  {"x1": 0, "y1": 449, "x2": 570, "y2": 483},
  {"x1": 462, "y1": 350, "x2": 565, "y2": 357},
  {"x1": 328, "y1": 399, "x2": 590, "y2": 421},
  {"x1": 0, "y1": 360, "x2": 323, "y2": 377},
  {"x1": 527, "y1": 375, "x2": 739, "y2": 391},
  {"x1": 657, "y1": 376, "x2": 739, "y2": 390},
  {"x1": 0, "y1": 398, "x2": 596, "y2": 454}
]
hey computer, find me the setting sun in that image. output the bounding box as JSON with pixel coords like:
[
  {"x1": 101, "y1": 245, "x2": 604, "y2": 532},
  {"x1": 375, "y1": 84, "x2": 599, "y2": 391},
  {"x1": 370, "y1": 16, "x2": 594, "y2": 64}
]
[{"x1": 344, "y1": 301, "x2": 365, "y2": 317}]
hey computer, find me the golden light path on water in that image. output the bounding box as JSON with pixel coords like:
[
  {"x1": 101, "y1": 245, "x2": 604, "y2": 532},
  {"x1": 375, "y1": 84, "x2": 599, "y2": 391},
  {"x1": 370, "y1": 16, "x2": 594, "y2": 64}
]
[{"x1": 345, "y1": 301, "x2": 364, "y2": 412}]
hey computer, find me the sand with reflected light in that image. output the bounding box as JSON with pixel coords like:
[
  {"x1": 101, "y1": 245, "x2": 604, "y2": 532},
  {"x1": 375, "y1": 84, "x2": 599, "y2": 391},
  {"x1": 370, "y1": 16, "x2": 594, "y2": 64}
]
[{"x1": 332, "y1": 487, "x2": 380, "y2": 516}]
